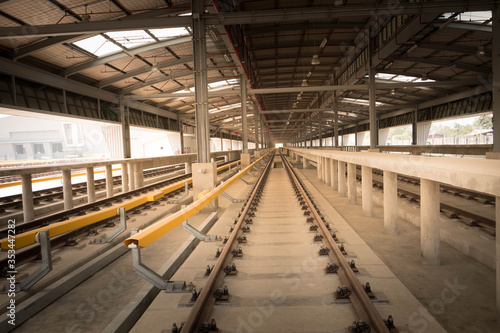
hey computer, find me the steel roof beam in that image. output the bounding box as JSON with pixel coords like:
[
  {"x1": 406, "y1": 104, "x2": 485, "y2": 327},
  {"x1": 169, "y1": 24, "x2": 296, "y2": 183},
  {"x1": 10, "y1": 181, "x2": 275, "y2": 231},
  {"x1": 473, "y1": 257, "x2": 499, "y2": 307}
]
[
  {"x1": 63, "y1": 36, "x2": 192, "y2": 77},
  {"x1": 125, "y1": 79, "x2": 483, "y2": 99},
  {"x1": 243, "y1": 22, "x2": 360, "y2": 36},
  {"x1": 98, "y1": 56, "x2": 195, "y2": 88},
  {"x1": 419, "y1": 43, "x2": 492, "y2": 57},
  {"x1": 0, "y1": 1, "x2": 493, "y2": 38},
  {"x1": 398, "y1": 57, "x2": 490, "y2": 74}
]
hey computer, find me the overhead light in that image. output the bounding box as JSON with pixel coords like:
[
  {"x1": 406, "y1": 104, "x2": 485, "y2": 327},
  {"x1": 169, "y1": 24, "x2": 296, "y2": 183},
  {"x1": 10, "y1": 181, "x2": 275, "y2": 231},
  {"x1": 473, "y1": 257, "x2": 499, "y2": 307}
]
[
  {"x1": 391, "y1": 89, "x2": 395, "y2": 95},
  {"x1": 297, "y1": 95, "x2": 302, "y2": 101},
  {"x1": 232, "y1": 69, "x2": 238, "y2": 76},
  {"x1": 307, "y1": 71, "x2": 312, "y2": 78},
  {"x1": 81, "y1": 4, "x2": 90, "y2": 22},
  {"x1": 406, "y1": 45, "x2": 417, "y2": 54},
  {"x1": 476, "y1": 45, "x2": 485, "y2": 56},
  {"x1": 319, "y1": 38, "x2": 328, "y2": 49},
  {"x1": 183, "y1": 86, "x2": 190, "y2": 92},
  {"x1": 311, "y1": 54, "x2": 320, "y2": 65},
  {"x1": 151, "y1": 56, "x2": 159, "y2": 72},
  {"x1": 302, "y1": 79, "x2": 308, "y2": 87},
  {"x1": 224, "y1": 54, "x2": 231, "y2": 62},
  {"x1": 209, "y1": 29, "x2": 218, "y2": 41}
]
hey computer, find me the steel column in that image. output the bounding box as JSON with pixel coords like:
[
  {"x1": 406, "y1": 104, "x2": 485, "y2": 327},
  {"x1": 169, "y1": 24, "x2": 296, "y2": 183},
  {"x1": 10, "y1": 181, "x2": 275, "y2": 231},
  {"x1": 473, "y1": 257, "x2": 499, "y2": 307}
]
[
  {"x1": 338, "y1": 161, "x2": 346, "y2": 197},
  {"x1": 121, "y1": 98, "x2": 131, "y2": 158},
  {"x1": 179, "y1": 114, "x2": 185, "y2": 154},
  {"x1": 369, "y1": 67, "x2": 377, "y2": 149},
  {"x1": 241, "y1": 74, "x2": 248, "y2": 154},
  {"x1": 493, "y1": 7, "x2": 500, "y2": 152},
  {"x1": 193, "y1": 0, "x2": 210, "y2": 163}
]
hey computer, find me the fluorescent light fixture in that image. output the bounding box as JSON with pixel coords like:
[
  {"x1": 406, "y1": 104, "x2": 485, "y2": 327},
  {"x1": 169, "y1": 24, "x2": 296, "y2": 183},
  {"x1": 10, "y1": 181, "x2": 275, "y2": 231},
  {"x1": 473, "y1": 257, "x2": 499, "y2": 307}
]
[
  {"x1": 224, "y1": 54, "x2": 231, "y2": 62},
  {"x1": 302, "y1": 79, "x2": 308, "y2": 87},
  {"x1": 307, "y1": 71, "x2": 312, "y2": 78},
  {"x1": 391, "y1": 89, "x2": 395, "y2": 95},
  {"x1": 476, "y1": 45, "x2": 485, "y2": 56},
  {"x1": 209, "y1": 29, "x2": 218, "y2": 41},
  {"x1": 319, "y1": 38, "x2": 328, "y2": 48},
  {"x1": 311, "y1": 54, "x2": 320, "y2": 65},
  {"x1": 406, "y1": 45, "x2": 417, "y2": 54}
]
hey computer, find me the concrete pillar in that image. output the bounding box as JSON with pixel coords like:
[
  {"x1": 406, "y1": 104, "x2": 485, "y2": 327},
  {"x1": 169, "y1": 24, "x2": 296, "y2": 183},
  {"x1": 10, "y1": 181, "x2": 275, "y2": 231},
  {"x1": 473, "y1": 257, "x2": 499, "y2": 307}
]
[
  {"x1": 21, "y1": 173, "x2": 34, "y2": 222},
  {"x1": 62, "y1": 169, "x2": 73, "y2": 210},
  {"x1": 361, "y1": 166, "x2": 373, "y2": 217},
  {"x1": 254, "y1": 150, "x2": 261, "y2": 158},
  {"x1": 120, "y1": 163, "x2": 129, "y2": 193},
  {"x1": 317, "y1": 157, "x2": 322, "y2": 180},
  {"x1": 331, "y1": 159, "x2": 338, "y2": 190},
  {"x1": 241, "y1": 153, "x2": 251, "y2": 167},
  {"x1": 137, "y1": 162, "x2": 144, "y2": 188},
  {"x1": 105, "y1": 165, "x2": 114, "y2": 198},
  {"x1": 185, "y1": 162, "x2": 192, "y2": 174},
  {"x1": 302, "y1": 157, "x2": 310, "y2": 169},
  {"x1": 338, "y1": 161, "x2": 346, "y2": 197},
  {"x1": 383, "y1": 171, "x2": 398, "y2": 234},
  {"x1": 86, "y1": 167, "x2": 96, "y2": 203},
  {"x1": 128, "y1": 162, "x2": 136, "y2": 191},
  {"x1": 347, "y1": 163, "x2": 357, "y2": 204},
  {"x1": 325, "y1": 158, "x2": 332, "y2": 186},
  {"x1": 192, "y1": 162, "x2": 218, "y2": 209},
  {"x1": 420, "y1": 179, "x2": 440, "y2": 265}
]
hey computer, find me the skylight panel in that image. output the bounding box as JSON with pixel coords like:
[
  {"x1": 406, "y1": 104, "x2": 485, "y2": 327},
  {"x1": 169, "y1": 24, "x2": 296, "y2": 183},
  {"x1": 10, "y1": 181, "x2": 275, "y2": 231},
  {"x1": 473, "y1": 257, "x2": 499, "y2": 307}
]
[
  {"x1": 208, "y1": 79, "x2": 239, "y2": 90},
  {"x1": 106, "y1": 30, "x2": 154, "y2": 47},
  {"x1": 341, "y1": 98, "x2": 382, "y2": 106},
  {"x1": 150, "y1": 28, "x2": 190, "y2": 39},
  {"x1": 74, "y1": 35, "x2": 122, "y2": 57},
  {"x1": 459, "y1": 11, "x2": 492, "y2": 24}
]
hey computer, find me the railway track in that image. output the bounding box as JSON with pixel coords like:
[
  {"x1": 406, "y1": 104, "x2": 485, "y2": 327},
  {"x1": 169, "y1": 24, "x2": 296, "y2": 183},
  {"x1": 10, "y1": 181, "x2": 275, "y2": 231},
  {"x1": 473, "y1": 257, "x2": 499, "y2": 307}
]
[
  {"x1": 0, "y1": 164, "x2": 185, "y2": 215},
  {"x1": 0, "y1": 159, "x2": 238, "y2": 274},
  {"x1": 358, "y1": 171, "x2": 496, "y2": 235},
  {"x1": 177, "y1": 151, "x2": 396, "y2": 332}
]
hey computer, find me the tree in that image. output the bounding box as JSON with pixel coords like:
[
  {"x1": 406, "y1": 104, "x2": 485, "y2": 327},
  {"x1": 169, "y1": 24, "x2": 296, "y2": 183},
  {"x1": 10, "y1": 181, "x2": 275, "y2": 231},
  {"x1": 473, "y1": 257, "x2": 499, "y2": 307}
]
[{"x1": 474, "y1": 115, "x2": 492, "y2": 130}]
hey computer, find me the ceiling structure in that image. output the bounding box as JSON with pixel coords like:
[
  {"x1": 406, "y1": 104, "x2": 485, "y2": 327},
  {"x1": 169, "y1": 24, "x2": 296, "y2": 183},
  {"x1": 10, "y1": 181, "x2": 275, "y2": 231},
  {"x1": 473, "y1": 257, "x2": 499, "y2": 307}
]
[{"x1": 0, "y1": 0, "x2": 495, "y2": 145}]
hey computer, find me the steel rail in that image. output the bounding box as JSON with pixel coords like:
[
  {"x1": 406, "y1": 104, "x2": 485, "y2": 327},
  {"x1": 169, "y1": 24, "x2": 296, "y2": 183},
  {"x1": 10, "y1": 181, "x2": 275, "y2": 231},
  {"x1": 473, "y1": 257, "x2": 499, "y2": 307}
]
[
  {"x1": 181, "y1": 151, "x2": 275, "y2": 332},
  {"x1": 281, "y1": 152, "x2": 390, "y2": 333}
]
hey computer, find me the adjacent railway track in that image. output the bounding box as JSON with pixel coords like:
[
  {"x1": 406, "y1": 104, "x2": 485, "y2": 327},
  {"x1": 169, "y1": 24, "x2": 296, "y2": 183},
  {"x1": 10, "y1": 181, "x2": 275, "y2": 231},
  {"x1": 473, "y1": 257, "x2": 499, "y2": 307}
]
[{"x1": 0, "y1": 159, "x2": 238, "y2": 273}]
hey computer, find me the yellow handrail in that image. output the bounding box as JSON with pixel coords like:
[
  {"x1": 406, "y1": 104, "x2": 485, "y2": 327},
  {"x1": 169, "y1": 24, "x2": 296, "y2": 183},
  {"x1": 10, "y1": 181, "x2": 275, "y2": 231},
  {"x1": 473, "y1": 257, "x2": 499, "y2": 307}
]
[
  {"x1": 0, "y1": 161, "x2": 240, "y2": 250},
  {"x1": 124, "y1": 154, "x2": 268, "y2": 248}
]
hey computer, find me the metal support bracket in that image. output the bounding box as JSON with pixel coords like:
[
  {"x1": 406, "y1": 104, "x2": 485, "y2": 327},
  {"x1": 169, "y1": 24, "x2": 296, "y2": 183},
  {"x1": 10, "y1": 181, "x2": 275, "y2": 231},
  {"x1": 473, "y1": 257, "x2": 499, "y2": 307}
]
[
  {"x1": 239, "y1": 177, "x2": 253, "y2": 185},
  {"x1": 167, "y1": 182, "x2": 189, "y2": 204},
  {"x1": 19, "y1": 230, "x2": 52, "y2": 291},
  {"x1": 221, "y1": 191, "x2": 242, "y2": 203},
  {"x1": 182, "y1": 212, "x2": 219, "y2": 241},
  {"x1": 248, "y1": 171, "x2": 256, "y2": 177},
  {"x1": 92, "y1": 207, "x2": 127, "y2": 244}
]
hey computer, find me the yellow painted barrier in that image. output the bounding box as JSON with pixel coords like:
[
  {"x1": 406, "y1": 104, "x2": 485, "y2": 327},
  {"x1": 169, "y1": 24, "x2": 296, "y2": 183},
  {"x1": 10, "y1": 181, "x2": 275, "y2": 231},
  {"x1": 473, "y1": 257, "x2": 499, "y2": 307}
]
[
  {"x1": 0, "y1": 160, "x2": 240, "y2": 250},
  {"x1": 124, "y1": 153, "x2": 268, "y2": 248}
]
